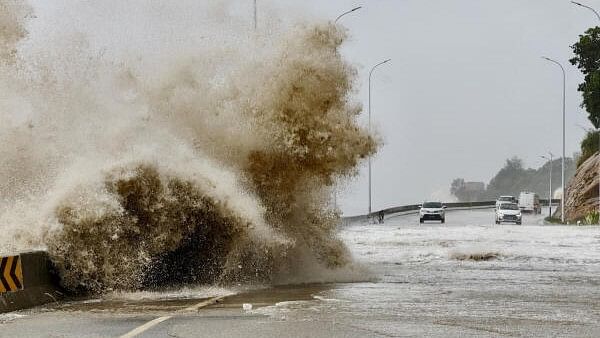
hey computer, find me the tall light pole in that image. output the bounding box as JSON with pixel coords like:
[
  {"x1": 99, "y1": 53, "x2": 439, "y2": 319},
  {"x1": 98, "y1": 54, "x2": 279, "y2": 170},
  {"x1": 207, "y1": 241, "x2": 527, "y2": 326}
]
[
  {"x1": 572, "y1": 1, "x2": 600, "y2": 223},
  {"x1": 368, "y1": 59, "x2": 391, "y2": 216},
  {"x1": 541, "y1": 153, "x2": 554, "y2": 218},
  {"x1": 335, "y1": 6, "x2": 362, "y2": 23},
  {"x1": 571, "y1": 1, "x2": 600, "y2": 22},
  {"x1": 253, "y1": 0, "x2": 257, "y2": 31},
  {"x1": 331, "y1": 6, "x2": 362, "y2": 214},
  {"x1": 542, "y1": 56, "x2": 566, "y2": 223}
]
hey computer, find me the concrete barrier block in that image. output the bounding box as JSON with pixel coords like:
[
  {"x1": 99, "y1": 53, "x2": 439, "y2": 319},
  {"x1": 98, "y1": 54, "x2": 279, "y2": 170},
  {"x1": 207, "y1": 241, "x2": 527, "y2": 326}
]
[{"x1": 0, "y1": 251, "x2": 62, "y2": 313}]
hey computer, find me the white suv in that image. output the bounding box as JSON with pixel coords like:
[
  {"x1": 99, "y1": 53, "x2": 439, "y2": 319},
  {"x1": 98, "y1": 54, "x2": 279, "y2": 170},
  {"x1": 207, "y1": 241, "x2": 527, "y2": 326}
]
[
  {"x1": 495, "y1": 202, "x2": 522, "y2": 225},
  {"x1": 419, "y1": 202, "x2": 446, "y2": 224}
]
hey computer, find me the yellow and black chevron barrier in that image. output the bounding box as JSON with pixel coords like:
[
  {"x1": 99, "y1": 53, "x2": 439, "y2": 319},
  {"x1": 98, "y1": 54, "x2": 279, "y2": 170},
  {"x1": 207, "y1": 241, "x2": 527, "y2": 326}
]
[
  {"x1": 0, "y1": 255, "x2": 23, "y2": 293},
  {"x1": 0, "y1": 251, "x2": 61, "y2": 313}
]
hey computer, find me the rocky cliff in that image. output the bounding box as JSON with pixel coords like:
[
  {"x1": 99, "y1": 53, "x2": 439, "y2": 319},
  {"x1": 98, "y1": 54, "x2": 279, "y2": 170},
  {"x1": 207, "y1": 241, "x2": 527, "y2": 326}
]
[{"x1": 565, "y1": 152, "x2": 599, "y2": 221}]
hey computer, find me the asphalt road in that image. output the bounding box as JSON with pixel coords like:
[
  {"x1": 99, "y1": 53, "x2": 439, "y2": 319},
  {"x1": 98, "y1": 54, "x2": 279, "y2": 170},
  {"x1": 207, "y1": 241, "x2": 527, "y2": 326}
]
[{"x1": 1, "y1": 208, "x2": 600, "y2": 337}]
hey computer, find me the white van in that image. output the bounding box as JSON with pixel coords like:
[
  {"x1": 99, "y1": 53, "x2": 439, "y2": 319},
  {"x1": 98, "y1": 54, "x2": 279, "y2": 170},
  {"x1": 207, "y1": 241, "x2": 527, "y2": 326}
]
[
  {"x1": 518, "y1": 192, "x2": 541, "y2": 214},
  {"x1": 495, "y1": 195, "x2": 517, "y2": 209}
]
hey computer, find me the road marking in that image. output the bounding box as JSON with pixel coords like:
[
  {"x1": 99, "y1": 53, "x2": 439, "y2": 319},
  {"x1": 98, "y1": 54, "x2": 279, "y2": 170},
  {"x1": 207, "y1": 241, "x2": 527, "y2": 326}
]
[
  {"x1": 119, "y1": 316, "x2": 172, "y2": 338},
  {"x1": 118, "y1": 295, "x2": 226, "y2": 338}
]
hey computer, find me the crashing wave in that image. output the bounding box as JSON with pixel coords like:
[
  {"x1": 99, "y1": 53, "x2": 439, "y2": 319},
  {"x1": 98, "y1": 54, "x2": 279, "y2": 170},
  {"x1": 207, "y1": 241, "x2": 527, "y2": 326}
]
[{"x1": 0, "y1": 1, "x2": 377, "y2": 293}]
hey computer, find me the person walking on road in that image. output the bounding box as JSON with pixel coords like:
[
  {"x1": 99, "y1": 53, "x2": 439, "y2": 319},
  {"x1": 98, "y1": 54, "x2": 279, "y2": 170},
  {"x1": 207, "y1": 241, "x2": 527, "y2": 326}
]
[{"x1": 377, "y1": 210, "x2": 384, "y2": 224}]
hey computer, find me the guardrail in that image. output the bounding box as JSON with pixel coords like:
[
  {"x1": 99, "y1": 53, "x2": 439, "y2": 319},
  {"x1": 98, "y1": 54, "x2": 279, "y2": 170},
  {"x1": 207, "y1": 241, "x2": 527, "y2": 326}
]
[{"x1": 341, "y1": 199, "x2": 561, "y2": 226}]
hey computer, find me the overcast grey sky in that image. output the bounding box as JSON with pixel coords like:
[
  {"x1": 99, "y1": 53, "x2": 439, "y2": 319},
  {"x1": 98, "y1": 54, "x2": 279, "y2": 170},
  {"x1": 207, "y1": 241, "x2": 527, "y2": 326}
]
[{"x1": 27, "y1": 0, "x2": 596, "y2": 216}]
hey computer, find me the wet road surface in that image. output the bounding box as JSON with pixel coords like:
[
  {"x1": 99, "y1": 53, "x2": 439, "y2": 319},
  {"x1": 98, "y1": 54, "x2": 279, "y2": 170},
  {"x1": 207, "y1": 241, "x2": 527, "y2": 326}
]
[{"x1": 1, "y1": 208, "x2": 600, "y2": 337}]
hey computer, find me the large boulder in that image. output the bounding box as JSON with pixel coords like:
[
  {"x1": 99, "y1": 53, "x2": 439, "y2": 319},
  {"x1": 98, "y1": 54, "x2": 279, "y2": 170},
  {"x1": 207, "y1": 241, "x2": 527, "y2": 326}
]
[{"x1": 565, "y1": 152, "x2": 599, "y2": 221}]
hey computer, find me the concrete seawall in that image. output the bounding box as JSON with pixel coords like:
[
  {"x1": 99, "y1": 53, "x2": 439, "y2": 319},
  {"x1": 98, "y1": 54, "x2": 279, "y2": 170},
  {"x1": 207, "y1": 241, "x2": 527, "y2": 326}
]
[{"x1": 0, "y1": 251, "x2": 62, "y2": 313}]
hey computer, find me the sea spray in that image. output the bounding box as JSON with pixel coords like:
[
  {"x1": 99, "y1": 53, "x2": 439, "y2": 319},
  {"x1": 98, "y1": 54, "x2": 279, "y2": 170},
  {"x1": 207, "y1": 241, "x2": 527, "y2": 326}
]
[
  {"x1": 0, "y1": 0, "x2": 31, "y2": 63},
  {"x1": 0, "y1": 1, "x2": 378, "y2": 293}
]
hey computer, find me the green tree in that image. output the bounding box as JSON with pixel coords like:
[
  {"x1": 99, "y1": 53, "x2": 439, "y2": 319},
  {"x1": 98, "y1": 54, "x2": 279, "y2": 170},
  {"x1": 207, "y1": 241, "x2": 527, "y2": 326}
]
[
  {"x1": 578, "y1": 130, "x2": 599, "y2": 167},
  {"x1": 449, "y1": 157, "x2": 576, "y2": 202},
  {"x1": 450, "y1": 178, "x2": 467, "y2": 201},
  {"x1": 484, "y1": 157, "x2": 529, "y2": 199},
  {"x1": 570, "y1": 27, "x2": 600, "y2": 127}
]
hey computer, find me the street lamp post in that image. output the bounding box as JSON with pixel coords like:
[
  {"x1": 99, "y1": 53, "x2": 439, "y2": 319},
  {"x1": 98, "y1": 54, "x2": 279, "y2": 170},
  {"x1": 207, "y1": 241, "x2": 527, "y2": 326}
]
[
  {"x1": 541, "y1": 153, "x2": 554, "y2": 218},
  {"x1": 335, "y1": 6, "x2": 363, "y2": 23},
  {"x1": 253, "y1": 0, "x2": 257, "y2": 30},
  {"x1": 571, "y1": 1, "x2": 600, "y2": 223},
  {"x1": 368, "y1": 59, "x2": 391, "y2": 217},
  {"x1": 571, "y1": 1, "x2": 600, "y2": 22},
  {"x1": 332, "y1": 6, "x2": 362, "y2": 213},
  {"x1": 542, "y1": 56, "x2": 566, "y2": 223}
]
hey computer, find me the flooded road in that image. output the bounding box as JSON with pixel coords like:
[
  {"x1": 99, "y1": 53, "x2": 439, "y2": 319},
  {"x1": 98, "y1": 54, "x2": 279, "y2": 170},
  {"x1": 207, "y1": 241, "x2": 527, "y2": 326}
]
[
  {"x1": 2, "y1": 208, "x2": 600, "y2": 337},
  {"x1": 297, "y1": 208, "x2": 600, "y2": 336}
]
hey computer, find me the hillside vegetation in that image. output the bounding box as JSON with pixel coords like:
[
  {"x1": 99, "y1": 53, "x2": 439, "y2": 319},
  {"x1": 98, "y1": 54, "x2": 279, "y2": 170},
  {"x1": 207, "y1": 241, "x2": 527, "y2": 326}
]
[{"x1": 451, "y1": 157, "x2": 576, "y2": 202}]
